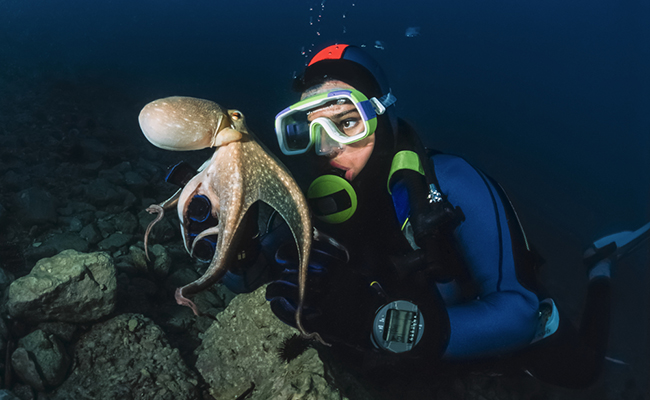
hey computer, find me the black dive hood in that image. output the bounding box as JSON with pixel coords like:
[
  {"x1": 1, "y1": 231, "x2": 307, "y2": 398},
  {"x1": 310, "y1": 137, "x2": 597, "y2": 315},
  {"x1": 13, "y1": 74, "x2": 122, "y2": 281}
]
[{"x1": 307, "y1": 114, "x2": 412, "y2": 275}]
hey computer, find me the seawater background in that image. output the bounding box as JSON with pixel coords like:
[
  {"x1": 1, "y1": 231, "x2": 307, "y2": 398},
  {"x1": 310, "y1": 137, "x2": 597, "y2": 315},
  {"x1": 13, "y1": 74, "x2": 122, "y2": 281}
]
[{"x1": 1, "y1": 0, "x2": 648, "y2": 396}]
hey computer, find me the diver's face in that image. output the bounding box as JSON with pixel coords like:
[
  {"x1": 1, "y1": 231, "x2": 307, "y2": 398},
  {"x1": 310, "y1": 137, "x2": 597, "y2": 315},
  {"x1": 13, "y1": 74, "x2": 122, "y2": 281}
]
[{"x1": 302, "y1": 80, "x2": 375, "y2": 181}]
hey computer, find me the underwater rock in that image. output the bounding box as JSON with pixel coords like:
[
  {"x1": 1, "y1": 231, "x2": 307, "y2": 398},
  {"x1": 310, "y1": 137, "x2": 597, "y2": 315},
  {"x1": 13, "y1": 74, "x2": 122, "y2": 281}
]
[
  {"x1": 0, "y1": 317, "x2": 8, "y2": 341},
  {"x1": 57, "y1": 201, "x2": 96, "y2": 229},
  {"x1": 112, "y1": 161, "x2": 133, "y2": 174},
  {"x1": 14, "y1": 187, "x2": 58, "y2": 227},
  {"x1": 37, "y1": 321, "x2": 78, "y2": 343},
  {"x1": 47, "y1": 232, "x2": 90, "y2": 252},
  {"x1": 79, "y1": 223, "x2": 102, "y2": 244},
  {"x1": 0, "y1": 317, "x2": 7, "y2": 353},
  {"x1": 77, "y1": 137, "x2": 108, "y2": 164},
  {"x1": 7, "y1": 385, "x2": 33, "y2": 400},
  {"x1": 0, "y1": 389, "x2": 20, "y2": 400},
  {"x1": 67, "y1": 216, "x2": 84, "y2": 232},
  {"x1": 196, "y1": 285, "x2": 353, "y2": 400},
  {"x1": 83, "y1": 178, "x2": 135, "y2": 209},
  {"x1": 2, "y1": 170, "x2": 28, "y2": 191},
  {"x1": 7, "y1": 250, "x2": 116, "y2": 323},
  {"x1": 24, "y1": 233, "x2": 91, "y2": 262},
  {"x1": 130, "y1": 277, "x2": 159, "y2": 297},
  {"x1": 96, "y1": 216, "x2": 116, "y2": 238},
  {"x1": 0, "y1": 267, "x2": 12, "y2": 293},
  {"x1": 150, "y1": 244, "x2": 171, "y2": 278},
  {"x1": 138, "y1": 209, "x2": 176, "y2": 243},
  {"x1": 135, "y1": 157, "x2": 162, "y2": 180},
  {"x1": 12, "y1": 329, "x2": 70, "y2": 390},
  {"x1": 164, "y1": 268, "x2": 200, "y2": 293},
  {"x1": 112, "y1": 211, "x2": 139, "y2": 235},
  {"x1": 10, "y1": 347, "x2": 44, "y2": 391},
  {"x1": 97, "y1": 232, "x2": 134, "y2": 252},
  {"x1": 158, "y1": 303, "x2": 195, "y2": 333},
  {"x1": 57, "y1": 200, "x2": 97, "y2": 217},
  {"x1": 127, "y1": 245, "x2": 149, "y2": 274},
  {"x1": 84, "y1": 178, "x2": 122, "y2": 207},
  {"x1": 124, "y1": 170, "x2": 148, "y2": 191},
  {"x1": 98, "y1": 168, "x2": 124, "y2": 185},
  {"x1": 50, "y1": 314, "x2": 200, "y2": 400}
]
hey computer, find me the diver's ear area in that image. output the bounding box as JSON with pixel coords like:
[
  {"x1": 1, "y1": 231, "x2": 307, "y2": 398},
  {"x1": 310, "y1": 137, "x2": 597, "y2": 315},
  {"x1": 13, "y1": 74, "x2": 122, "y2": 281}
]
[{"x1": 138, "y1": 96, "x2": 235, "y2": 151}]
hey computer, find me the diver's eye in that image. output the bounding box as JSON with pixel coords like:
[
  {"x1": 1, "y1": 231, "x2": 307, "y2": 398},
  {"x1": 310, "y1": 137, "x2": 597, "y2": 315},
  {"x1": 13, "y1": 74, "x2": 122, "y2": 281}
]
[{"x1": 339, "y1": 118, "x2": 361, "y2": 135}]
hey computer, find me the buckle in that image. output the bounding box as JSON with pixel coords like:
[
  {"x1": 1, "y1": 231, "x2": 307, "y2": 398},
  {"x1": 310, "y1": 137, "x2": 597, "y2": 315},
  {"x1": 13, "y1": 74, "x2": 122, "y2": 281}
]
[{"x1": 369, "y1": 97, "x2": 386, "y2": 115}]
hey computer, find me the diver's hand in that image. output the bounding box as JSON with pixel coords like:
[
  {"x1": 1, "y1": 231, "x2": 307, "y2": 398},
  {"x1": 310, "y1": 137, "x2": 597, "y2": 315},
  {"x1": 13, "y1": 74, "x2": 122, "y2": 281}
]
[
  {"x1": 266, "y1": 239, "x2": 379, "y2": 347},
  {"x1": 265, "y1": 240, "x2": 343, "y2": 325}
]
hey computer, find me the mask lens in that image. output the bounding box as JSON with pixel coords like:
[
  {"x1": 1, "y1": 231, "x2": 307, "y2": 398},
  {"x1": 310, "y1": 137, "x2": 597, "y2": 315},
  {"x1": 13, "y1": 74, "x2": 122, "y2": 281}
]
[
  {"x1": 284, "y1": 121, "x2": 310, "y2": 151},
  {"x1": 313, "y1": 124, "x2": 345, "y2": 156},
  {"x1": 279, "y1": 110, "x2": 311, "y2": 153}
]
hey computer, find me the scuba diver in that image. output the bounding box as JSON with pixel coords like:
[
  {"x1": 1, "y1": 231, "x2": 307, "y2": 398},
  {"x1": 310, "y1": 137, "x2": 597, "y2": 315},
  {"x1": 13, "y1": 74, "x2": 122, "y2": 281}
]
[{"x1": 174, "y1": 44, "x2": 650, "y2": 389}]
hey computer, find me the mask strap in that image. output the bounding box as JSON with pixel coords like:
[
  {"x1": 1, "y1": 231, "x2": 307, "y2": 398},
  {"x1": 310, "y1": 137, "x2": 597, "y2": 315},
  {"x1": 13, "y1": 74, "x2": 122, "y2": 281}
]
[{"x1": 370, "y1": 91, "x2": 397, "y2": 115}]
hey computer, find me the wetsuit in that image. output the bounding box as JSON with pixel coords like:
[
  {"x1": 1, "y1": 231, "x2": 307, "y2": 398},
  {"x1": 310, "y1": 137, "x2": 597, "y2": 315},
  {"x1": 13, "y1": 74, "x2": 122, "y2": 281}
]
[
  {"x1": 392, "y1": 154, "x2": 610, "y2": 387},
  {"x1": 222, "y1": 152, "x2": 609, "y2": 388},
  {"x1": 391, "y1": 154, "x2": 540, "y2": 359}
]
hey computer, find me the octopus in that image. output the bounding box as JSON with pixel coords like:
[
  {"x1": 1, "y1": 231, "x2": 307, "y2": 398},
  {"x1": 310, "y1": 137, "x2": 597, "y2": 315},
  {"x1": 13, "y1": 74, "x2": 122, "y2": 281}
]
[{"x1": 138, "y1": 96, "x2": 327, "y2": 346}]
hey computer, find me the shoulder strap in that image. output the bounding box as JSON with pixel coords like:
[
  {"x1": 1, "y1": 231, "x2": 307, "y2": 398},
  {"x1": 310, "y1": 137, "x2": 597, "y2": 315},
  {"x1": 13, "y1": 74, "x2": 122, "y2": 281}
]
[{"x1": 388, "y1": 119, "x2": 445, "y2": 204}]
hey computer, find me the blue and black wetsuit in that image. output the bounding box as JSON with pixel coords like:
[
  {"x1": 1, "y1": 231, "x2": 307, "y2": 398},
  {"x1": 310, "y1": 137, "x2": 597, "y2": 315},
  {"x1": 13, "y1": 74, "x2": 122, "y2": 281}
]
[
  {"x1": 221, "y1": 153, "x2": 610, "y2": 388},
  {"x1": 392, "y1": 153, "x2": 610, "y2": 387},
  {"x1": 391, "y1": 154, "x2": 540, "y2": 359}
]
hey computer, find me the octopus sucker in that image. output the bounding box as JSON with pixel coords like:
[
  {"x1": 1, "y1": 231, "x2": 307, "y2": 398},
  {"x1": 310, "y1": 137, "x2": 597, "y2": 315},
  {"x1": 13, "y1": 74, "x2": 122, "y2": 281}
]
[{"x1": 138, "y1": 96, "x2": 328, "y2": 346}]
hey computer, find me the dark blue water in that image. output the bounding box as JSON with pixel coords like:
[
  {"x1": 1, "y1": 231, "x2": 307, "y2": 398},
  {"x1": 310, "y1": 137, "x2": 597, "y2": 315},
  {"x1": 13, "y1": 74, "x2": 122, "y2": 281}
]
[{"x1": 2, "y1": 0, "x2": 649, "y2": 396}]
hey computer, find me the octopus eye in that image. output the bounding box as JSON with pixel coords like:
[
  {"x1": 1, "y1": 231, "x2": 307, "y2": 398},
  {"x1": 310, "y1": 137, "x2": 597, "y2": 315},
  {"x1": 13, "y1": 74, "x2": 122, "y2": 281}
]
[{"x1": 231, "y1": 111, "x2": 242, "y2": 121}]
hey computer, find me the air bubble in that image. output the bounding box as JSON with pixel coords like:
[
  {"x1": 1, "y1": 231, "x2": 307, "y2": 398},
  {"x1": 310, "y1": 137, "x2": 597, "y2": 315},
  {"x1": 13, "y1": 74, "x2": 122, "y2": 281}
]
[{"x1": 405, "y1": 26, "x2": 420, "y2": 38}]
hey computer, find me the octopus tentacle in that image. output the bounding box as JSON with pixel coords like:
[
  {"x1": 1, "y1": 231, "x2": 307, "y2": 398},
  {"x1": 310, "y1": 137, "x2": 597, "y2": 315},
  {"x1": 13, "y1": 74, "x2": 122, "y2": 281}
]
[
  {"x1": 189, "y1": 225, "x2": 221, "y2": 258},
  {"x1": 144, "y1": 204, "x2": 164, "y2": 261},
  {"x1": 296, "y1": 308, "x2": 330, "y2": 346},
  {"x1": 175, "y1": 287, "x2": 202, "y2": 316},
  {"x1": 143, "y1": 188, "x2": 182, "y2": 261}
]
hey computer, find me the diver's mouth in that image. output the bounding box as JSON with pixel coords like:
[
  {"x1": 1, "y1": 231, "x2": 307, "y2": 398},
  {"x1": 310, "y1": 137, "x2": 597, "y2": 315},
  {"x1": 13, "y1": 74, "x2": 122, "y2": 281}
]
[{"x1": 329, "y1": 160, "x2": 353, "y2": 181}]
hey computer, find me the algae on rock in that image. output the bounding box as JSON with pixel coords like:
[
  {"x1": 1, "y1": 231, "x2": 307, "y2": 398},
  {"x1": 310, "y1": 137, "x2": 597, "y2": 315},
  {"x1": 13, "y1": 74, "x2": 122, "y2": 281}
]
[{"x1": 7, "y1": 249, "x2": 117, "y2": 323}]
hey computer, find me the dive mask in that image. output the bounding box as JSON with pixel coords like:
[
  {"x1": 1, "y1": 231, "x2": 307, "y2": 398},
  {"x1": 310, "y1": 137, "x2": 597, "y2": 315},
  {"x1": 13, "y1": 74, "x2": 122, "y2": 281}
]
[{"x1": 275, "y1": 88, "x2": 396, "y2": 156}]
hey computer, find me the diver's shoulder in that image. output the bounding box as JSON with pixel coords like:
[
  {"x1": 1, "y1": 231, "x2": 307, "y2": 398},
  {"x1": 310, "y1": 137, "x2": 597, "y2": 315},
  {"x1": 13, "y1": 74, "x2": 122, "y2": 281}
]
[
  {"x1": 430, "y1": 153, "x2": 478, "y2": 176},
  {"x1": 429, "y1": 153, "x2": 487, "y2": 198}
]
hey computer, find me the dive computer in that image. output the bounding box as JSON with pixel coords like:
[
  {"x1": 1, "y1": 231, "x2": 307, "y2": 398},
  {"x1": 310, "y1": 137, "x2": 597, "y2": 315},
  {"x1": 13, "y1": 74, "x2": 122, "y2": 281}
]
[{"x1": 371, "y1": 300, "x2": 425, "y2": 353}]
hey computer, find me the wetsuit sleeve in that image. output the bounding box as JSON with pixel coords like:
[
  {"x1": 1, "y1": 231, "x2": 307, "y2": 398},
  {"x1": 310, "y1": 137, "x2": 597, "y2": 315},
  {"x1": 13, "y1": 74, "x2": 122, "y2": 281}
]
[{"x1": 434, "y1": 155, "x2": 539, "y2": 359}]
